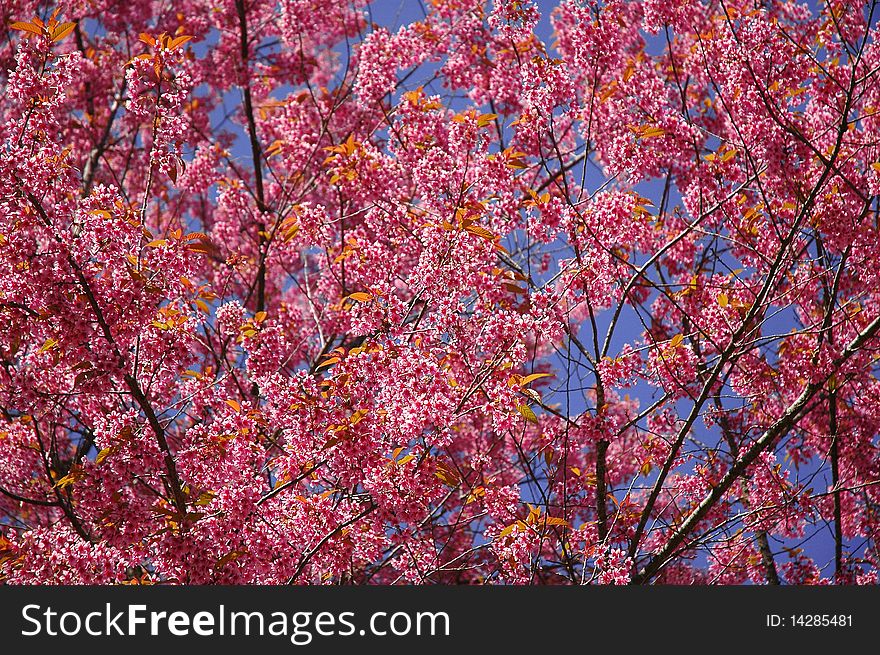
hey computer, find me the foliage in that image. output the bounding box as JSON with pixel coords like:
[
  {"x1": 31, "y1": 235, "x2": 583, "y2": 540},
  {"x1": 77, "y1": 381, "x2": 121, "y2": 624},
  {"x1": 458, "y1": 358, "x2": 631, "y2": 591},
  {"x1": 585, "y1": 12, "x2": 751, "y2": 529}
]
[{"x1": 1, "y1": 0, "x2": 879, "y2": 585}]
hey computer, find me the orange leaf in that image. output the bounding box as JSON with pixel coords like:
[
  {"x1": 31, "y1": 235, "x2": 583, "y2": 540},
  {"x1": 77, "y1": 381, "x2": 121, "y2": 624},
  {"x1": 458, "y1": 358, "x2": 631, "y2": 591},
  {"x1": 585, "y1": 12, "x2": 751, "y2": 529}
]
[
  {"x1": 187, "y1": 235, "x2": 216, "y2": 256},
  {"x1": 544, "y1": 517, "x2": 570, "y2": 527},
  {"x1": 640, "y1": 126, "x2": 666, "y2": 139},
  {"x1": 168, "y1": 35, "x2": 192, "y2": 50},
  {"x1": 503, "y1": 283, "x2": 526, "y2": 295},
  {"x1": 517, "y1": 404, "x2": 539, "y2": 424},
  {"x1": 10, "y1": 21, "x2": 44, "y2": 37},
  {"x1": 224, "y1": 399, "x2": 241, "y2": 413},
  {"x1": 315, "y1": 356, "x2": 340, "y2": 371},
  {"x1": 498, "y1": 523, "x2": 519, "y2": 538},
  {"x1": 51, "y1": 22, "x2": 75, "y2": 42},
  {"x1": 40, "y1": 338, "x2": 58, "y2": 352},
  {"x1": 435, "y1": 461, "x2": 462, "y2": 487},
  {"x1": 520, "y1": 373, "x2": 551, "y2": 385},
  {"x1": 465, "y1": 224, "x2": 495, "y2": 240},
  {"x1": 402, "y1": 87, "x2": 423, "y2": 104},
  {"x1": 266, "y1": 139, "x2": 285, "y2": 157},
  {"x1": 95, "y1": 447, "x2": 113, "y2": 465}
]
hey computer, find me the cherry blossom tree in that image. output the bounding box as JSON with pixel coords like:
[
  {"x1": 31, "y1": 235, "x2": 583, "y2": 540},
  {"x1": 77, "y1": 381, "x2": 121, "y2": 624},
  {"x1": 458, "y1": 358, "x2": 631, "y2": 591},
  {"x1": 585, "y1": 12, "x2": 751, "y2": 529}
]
[{"x1": 1, "y1": 0, "x2": 879, "y2": 585}]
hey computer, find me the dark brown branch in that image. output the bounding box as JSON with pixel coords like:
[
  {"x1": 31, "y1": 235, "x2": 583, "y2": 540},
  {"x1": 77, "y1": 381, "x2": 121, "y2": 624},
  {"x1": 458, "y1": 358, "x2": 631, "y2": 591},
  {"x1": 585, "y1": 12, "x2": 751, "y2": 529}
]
[
  {"x1": 756, "y1": 531, "x2": 780, "y2": 585},
  {"x1": 256, "y1": 460, "x2": 326, "y2": 506},
  {"x1": 22, "y1": 189, "x2": 188, "y2": 517},
  {"x1": 633, "y1": 313, "x2": 880, "y2": 583},
  {"x1": 288, "y1": 502, "x2": 377, "y2": 583},
  {"x1": 0, "y1": 483, "x2": 60, "y2": 507},
  {"x1": 235, "y1": 0, "x2": 268, "y2": 316},
  {"x1": 830, "y1": 387, "x2": 843, "y2": 579}
]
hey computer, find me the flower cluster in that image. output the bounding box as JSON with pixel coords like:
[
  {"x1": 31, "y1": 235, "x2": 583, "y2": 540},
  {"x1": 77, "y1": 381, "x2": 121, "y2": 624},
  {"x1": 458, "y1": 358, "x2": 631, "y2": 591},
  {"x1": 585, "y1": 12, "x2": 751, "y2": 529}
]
[{"x1": 1, "y1": 0, "x2": 879, "y2": 586}]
